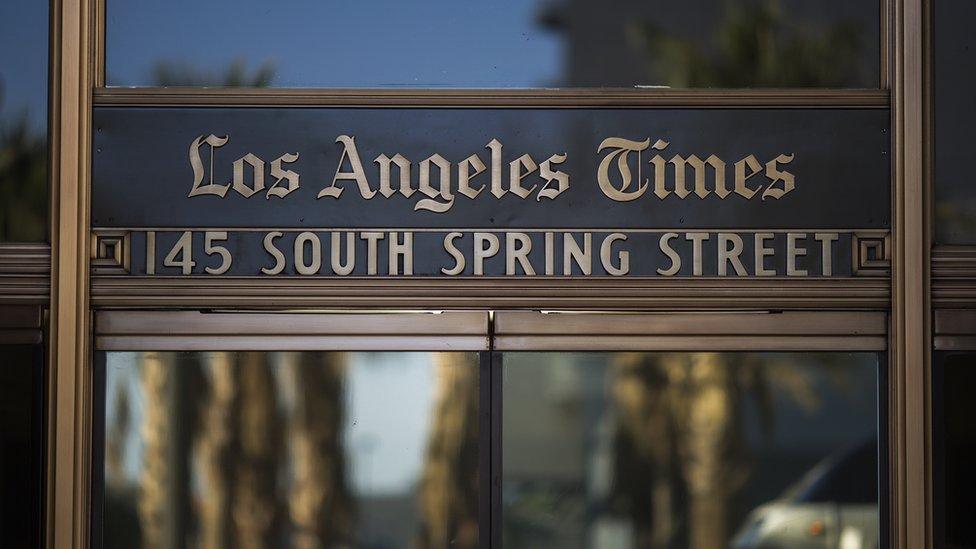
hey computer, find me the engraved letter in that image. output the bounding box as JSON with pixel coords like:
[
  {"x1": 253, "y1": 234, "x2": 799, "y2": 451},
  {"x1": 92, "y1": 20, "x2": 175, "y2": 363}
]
[
  {"x1": 506, "y1": 232, "x2": 535, "y2": 275},
  {"x1": 458, "y1": 154, "x2": 486, "y2": 199},
  {"x1": 416, "y1": 154, "x2": 455, "y2": 213},
  {"x1": 537, "y1": 153, "x2": 569, "y2": 201},
  {"x1": 563, "y1": 233, "x2": 592, "y2": 275},
  {"x1": 762, "y1": 154, "x2": 796, "y2": 200},
  {"x1": 815, "y1": 232, "x2": 839, "y2": 276},
  {"x1": 442, "y1": 232, "x2": 466, "y2": 276},
  {"x1": 734, "y1": 155, "x2": 763, "y2": 199},
  {"x1": 319, "y1": 135, "x2": 375, "y2": 199},
  {"x1": 360, "y1": 232, "x2": 384, "y2": 275},
  {"x1": 754, "y1": 232, "x2": 775, "y2": 276},
  {"x1": 261, "y1": 231, "x2": 285, "y2": 275},
  {"x1": 331, "y1": 232, "x2": 355, "y2": 276},
  {"x1": 188, "y1": 134, "x2": 231, "y2": 197},
  {"x1": 509, "y1": 154, "x2": 538, "y2": 199},
  {"x1": 474, "y1": 232, "x2": 500, "y2": 276},
  {"x1": 597, "y1": 137, "x2": 650, "y2": 202},
  {"x1": 232, "y1": 153, "x2": 265, "y2": 198},
  {"x1": 718, "y1": 233, "x2": 747, "y2": 276},
  {"x1": 294, "y1": 232, "x2": 322, "y2": 275},
  {"x1": 787, "y1": 232, "x2": 808, "y2": 276},
  {"x1": 375, "y1": 153, "x2": 414, "y2": 198},
  {"x1": 657, "y1": 232, "x2": 681, "y2": 276},
  {"x1": 487, "y1": 139, "x2": 505, "y2": 198},
  {"x1": 686, "y1": 232, "x2": 709, "y2": 276},
  {"x1": 267, "y1": 153, "x2": 300, "y2": 199},
  {"x1": 601, "y1": 233, "x2": 629, "y2": 276},
  {"x1": 388, "y1": 231, "x2": 413, "y2": 275}
]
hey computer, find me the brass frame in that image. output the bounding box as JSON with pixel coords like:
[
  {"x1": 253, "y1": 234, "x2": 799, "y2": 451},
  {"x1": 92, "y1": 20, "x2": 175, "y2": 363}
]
[
  {"x1": 22, "y1": 0, "x2": 947, "y2": 546},
  {"x1": 94, "y1": 310, "x2": 490, "y2": 351},
  {"x1": 494, "y1": 310, "x2": 888, "y2": 351}
]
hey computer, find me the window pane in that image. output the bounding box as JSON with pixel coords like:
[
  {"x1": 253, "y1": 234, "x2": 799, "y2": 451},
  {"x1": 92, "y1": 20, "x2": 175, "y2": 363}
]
[
  {"x1": 934, "y1": 2, "x2": 976, "y2": 243},
  {"x1": 502, "y1": 351, "x2": 879, "y2": 548},
  {"x1": 935, "y1": 352, "x2": 976, "y2": 548},
  {"x1": 0, "y1": 0, "x2": 49, "y2": 241},
  {"x1": 0, "y1": 344, "x2": 44, "y2": 547},
  {"x1": 100, "y1": 351, "x2": 480, "y2": 548},
  {"x1": 106, "y1": 0, "x2": 879, "y2": 89}
]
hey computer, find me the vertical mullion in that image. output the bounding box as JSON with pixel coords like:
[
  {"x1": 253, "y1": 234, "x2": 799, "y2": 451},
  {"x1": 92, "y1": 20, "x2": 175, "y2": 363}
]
[
  {"x1": 490, "y1": 350, "x2": 503, "y2": 549},
  {"x1": 478, "y1": 350, "x2": 492, "y2": 549}
]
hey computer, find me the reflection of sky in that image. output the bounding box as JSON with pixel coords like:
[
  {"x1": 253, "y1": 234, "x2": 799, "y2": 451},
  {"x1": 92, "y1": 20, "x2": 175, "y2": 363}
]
[
  {"x1": 105, "y1": 351, "x2": 439, "y2": 496},
  {"x1": 0, "y1": 0, "x2": 48, "y2": 133},
  {"x1": 106, "y1": 0, "x2": 562, "y2": 87},
  {"x1": 344, "y1": 351, "x2": 435, "y2": 495}
]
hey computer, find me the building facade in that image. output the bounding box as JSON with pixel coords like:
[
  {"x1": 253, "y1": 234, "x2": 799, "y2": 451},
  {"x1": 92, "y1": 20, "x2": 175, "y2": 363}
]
[{"x1": 0, "y1": 0, "x2": 967, "y2": 547}]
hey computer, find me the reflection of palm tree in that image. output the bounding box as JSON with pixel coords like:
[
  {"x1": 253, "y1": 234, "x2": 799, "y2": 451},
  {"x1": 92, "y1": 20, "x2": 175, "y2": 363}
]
[
  {"x1": 631, "y1": 0, "x2": 864, "y2": 87},
  {"x1": 0, "y1": 114, "x2": 47, "y2": 241},
  {"x1": 416, "y1": 353, "x2": 480, "y2": 549},
  {"x1": 286, "y1": 352, "x2": 354, "y2": 549},
  {"x1": 609, "y1": 352, "x2": 859, "y2": 548},
  {"x1": 150, "y1": 58, "x2": 274, "y2": 87}
]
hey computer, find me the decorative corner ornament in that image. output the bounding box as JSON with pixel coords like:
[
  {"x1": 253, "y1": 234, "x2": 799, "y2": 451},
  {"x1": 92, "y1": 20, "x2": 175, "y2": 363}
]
[
  {"x1": 852, "y1": 232, "x2": 891, "y2": 276},
  {"x1": 91, "y1": 230, "x2": 131, "y2": 274}
]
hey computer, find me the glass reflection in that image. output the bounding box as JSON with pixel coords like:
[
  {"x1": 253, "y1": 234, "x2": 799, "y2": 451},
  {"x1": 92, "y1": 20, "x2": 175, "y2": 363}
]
[
  {"x1": 106, "y1": 0, "x2": 878, "y2": 88},
  {"x1": 502, "y1": 352, "x2": 878, "y2": 549},
  {"x1": 102, "y1": 351, "x2": 479, "y2": 548},
  {"x1": 0, "y1": 0, "x2": 48, "y2": 241}
]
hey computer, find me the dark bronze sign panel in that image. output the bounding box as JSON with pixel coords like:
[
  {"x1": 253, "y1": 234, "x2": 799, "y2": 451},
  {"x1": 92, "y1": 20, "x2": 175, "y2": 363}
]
[{"x1": 91, "y1": 107, "x2": 889, "y2": 278}]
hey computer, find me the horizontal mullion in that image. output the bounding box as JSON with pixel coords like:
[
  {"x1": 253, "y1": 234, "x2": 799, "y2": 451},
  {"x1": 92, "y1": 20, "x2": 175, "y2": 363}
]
[
  {"x1": 96, "y1": 334, "x2": 488, "y2": 351},
  {"x1": 92, "y1": 87, "x2": 890, "y2": 109},
  {"x1": 494, "y1": 335, "x2": 887, "y2": 352}
]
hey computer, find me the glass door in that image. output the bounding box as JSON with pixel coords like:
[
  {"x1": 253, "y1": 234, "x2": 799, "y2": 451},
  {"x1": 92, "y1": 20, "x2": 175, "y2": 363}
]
[
  {"x1": 493, "y1": 311, "x2": 887, "y2": 549},
  {"x1": 92, "y1": 311, "x2": 489, "y2": 549}
]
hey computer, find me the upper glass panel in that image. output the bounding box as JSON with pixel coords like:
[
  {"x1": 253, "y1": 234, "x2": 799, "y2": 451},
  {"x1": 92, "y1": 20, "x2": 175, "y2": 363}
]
[
  {"x1": 934, "y1": 1, "x2": 976, "y2": 243},
  {"x1": 106, "y1": 0, "x2": 880, "y2": 88},
  {"x1": 0, "y1": 0, "x2": 48, "y2": 241}
]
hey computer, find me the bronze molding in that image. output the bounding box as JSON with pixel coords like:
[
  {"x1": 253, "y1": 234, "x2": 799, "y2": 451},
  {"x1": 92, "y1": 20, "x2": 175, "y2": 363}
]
[
  {"x1": 92, "y1": 87, "x2": 891, "y2": 109},
  {"x1": 0, "y1": 244, "x2": 52, "y2": 304},
  {"x1": 94, "y1": 310, "x2": 490, "y2": 351},
  {"x1": 494, "y1": 310, "x2": 887, "y2": 351},
  {"x1": 932, "y1": 246, "x2": 976, "y2": 306},
  {"x1": 90, "y1": 276, "x2": 889, "y2": 310}
]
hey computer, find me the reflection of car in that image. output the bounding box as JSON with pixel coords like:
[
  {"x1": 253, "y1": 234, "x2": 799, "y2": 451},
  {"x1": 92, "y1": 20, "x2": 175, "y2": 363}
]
[{"x1": 732, "y1": 439, "x2": 878, "y2": 549}]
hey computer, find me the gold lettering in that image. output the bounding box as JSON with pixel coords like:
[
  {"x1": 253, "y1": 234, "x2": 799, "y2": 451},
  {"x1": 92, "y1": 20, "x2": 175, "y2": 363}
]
[
  {"x1": 474, "y1": 232, "x2": 500, "y2": 276},
  {"x1": 509, "y1": 154, "x2": 538, "y2": 199},
  {"x1": 762, "y1": 154, "x2": 796, "y2": 200},
  {"x1": 563, "y1": 233, "x2": 592, "y2": 275},
  {"x1": 537, "y1": 153, "x2": 570, "y2": 201},
  {"x1": 787, "y1": 232, "x2": 808, "y2": 276},
  {"x1": 441, "y1": 232, "x2": 466, "y2": 276},
  {"x1": 360, "y1": 231, "x2": 384, "y2": 275},
  {"x1": 187, "y1": 134, "x2": 231, "y2": 198},
  {"x1": 601, "y1": 233, "x2": 629, "y2": 276},
  {"x1": 657, "y1": 232, "x2": 681, "y2": 276},
  {"x1": 330, "y1": 232, "x2": 355, "y2": 276},
  {"x1": 388, "y1": 231, "x2": 413, "y2": 275},
  {"x1": 815, "y1": 232, "x2": 839, "y2": 276},
  {"x1": 294, "y1": 232, "x2": 321, "y2": 275},
  {"x1": 506, "y1": 232, "x2": 535, "y2": 275},
  {"x1": 232, "y1": 153, "x2": 265, "y2": 198},
  {"x1": 458, "y1": 154, "x2": 486, "y2": 199},
  {"x1": 374, "y1": 153, "x2": 414, "y2": 198},
  {"x1": 734, "y1": 155, "x2": 763, "y2": 199},
  {"x1": 686, "y1": 232, "x2": 709, "y2": 276},
  {"x1": 319, "y1": 135, "x2": 375, "y2": 199},
  {"x1": 597, "y1": 137, "x2": 650, "y2": 202},
  {"x1": 718, "y1": 233, "x2": 747, "y2": 276},
  {"x1": 267, "y1": 153, "x2": 300, "y2": 199},
  {"x1": 754, "y1": 232, "x2": 775, "y2": 276},
  {"x1": 261, "y1": 231, "x2": 285, "y2": 275},
  {"x1": 416, "y1": 154, "x2": 454, "y2": 213}
]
